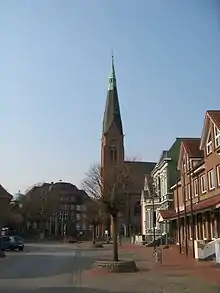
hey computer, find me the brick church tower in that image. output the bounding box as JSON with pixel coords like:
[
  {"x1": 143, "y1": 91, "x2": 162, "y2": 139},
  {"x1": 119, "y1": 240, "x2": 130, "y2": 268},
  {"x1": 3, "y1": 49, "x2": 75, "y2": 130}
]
[
  {"x1": 100, "y1": 56, "x2": 124, "y2": 235},
  {"x1": 101, "y1": 56, "x2": 124, "y2": 179},
  {"x1": 100, "y1": 56, "x2": 156, "y2": 237}
]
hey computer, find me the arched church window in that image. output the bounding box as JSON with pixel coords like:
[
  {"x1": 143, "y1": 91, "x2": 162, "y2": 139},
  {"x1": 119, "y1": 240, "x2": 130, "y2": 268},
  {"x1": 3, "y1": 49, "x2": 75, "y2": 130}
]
[
  {"x1": 110, "y1": 146, "x2": 117, "y2": 164},
  {"x1": 110, "y1": 140, "x2": 117, "y2": 164}
]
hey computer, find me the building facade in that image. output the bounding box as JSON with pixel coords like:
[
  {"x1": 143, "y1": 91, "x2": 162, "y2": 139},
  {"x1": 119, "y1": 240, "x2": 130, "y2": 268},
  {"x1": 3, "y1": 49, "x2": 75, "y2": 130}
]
[
  {"x1": 0, "y1": 185, "x2": 12, "y2": 235},
  {"x1": 101, "y1": 56, "x2": 156, "y2": 236},
  {"x1": 141, "y1": 138, "x2": 181, "y2": 242},
  {"x1": 24, "y1": 182, "x2": 91, "y2": 238},
  {"x1": 141, "y1": 174, "x2": 160, "y2": 242},
  {"x1": 157, "y1": 111, "x2": 220, "y2": 256}
]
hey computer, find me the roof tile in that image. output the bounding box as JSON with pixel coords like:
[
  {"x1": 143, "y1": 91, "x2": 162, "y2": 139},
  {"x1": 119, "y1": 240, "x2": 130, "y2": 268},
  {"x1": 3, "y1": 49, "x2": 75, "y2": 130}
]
[
  {"x1": 182, "y1": 138, "x2": 203, "y2": 158},
  {"x1": 207, "y1": 110, "x2": 220, "y2": 130}
]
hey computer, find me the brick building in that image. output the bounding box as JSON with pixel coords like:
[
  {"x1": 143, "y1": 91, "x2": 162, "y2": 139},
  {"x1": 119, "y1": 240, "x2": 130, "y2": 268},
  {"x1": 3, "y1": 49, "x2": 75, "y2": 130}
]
[
  {"x1": 25, "y1": 181, "x2": 91, "y2": 238},
  {"x1": 157, "y1": 111, "x2": 220, "y2": 255},
  {"x1": 0, "y1": 184, "x2": 12, "y2": 234}
]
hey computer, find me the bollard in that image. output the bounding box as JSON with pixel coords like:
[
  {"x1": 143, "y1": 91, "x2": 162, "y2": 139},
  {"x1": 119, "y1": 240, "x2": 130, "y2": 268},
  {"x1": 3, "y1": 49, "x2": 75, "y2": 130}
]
[{"x1": 155, "y1": 247, "x2": 162, "y2": 263}]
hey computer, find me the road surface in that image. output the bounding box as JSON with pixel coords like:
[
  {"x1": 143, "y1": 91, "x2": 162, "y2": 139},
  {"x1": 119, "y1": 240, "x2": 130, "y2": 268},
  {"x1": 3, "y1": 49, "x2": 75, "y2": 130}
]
[
  {"x1": 1, "y1": 242, "x2": 219, "y2": 293},
  {"x1": 0, "y1": 242, "x2": 110, "y2": 293}
]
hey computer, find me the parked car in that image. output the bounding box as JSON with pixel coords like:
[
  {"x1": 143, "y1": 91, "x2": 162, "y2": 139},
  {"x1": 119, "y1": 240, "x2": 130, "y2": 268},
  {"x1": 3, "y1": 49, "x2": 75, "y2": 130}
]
[{"x1": 0, "y1": 235, "x2": 24, "y2": 251}]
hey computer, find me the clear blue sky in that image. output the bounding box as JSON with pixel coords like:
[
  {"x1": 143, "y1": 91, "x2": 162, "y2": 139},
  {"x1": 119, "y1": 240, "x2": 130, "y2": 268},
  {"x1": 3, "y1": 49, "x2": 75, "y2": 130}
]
[{"x1": 1, "y1": 0, "x2": 220, "y2": 194}]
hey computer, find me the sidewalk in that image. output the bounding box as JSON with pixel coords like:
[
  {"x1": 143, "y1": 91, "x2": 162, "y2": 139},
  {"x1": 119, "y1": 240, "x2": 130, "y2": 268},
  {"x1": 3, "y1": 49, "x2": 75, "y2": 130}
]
[
  {"x1": 121, "y1": 244, "x2": 220, "y2": 285},
  {"x1": 80, "y1": 244, "x2": 220, "y2": 293}
]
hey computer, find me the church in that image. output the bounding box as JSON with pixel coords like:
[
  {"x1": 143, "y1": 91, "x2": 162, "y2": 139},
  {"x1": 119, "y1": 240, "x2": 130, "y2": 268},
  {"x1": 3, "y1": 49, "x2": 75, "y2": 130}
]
[{"x1": 100, "y1": 56, "x2": 156, "y2": 236}]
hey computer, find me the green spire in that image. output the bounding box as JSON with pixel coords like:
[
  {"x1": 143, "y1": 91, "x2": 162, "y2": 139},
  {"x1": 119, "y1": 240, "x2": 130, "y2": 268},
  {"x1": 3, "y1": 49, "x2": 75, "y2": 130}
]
[
  {"x1": 102, "y1": 55, "x2": 123, "y2": 135},
  {"x1": 108, "y1": 55, "x2": 116, "y2": 90}
]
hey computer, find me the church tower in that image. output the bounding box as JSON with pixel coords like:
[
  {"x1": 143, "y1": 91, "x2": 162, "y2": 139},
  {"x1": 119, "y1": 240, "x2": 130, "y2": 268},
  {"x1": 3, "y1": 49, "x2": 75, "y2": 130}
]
[{"x1": 101, "y1": 56, "x2": 124, "y2": 180}]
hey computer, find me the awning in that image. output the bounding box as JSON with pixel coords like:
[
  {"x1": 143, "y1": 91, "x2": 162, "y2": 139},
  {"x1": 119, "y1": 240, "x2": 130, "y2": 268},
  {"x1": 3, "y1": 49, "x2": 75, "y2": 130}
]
[
  {"x1": 157, "y1": 210, "x2": 177, "y2": 222},
  {"x1": 158, "y1": 194, "x2": 220, "y2": 222}
]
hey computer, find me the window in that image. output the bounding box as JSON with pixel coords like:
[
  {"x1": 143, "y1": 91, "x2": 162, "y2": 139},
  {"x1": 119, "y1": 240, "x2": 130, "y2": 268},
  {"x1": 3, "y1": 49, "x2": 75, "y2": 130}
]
[
  {"x1": 206, "y1": 131, "x2": 212, "y2": 155},
  {"x1": 187, "y1": 184, "x2": 191, "y2": 199},
  {"x1": 184, "y1": 185, "x2": 187, "y2": 201},
  {"x1": 208, "y1": 169, "x2": 215, "y2": 190},
  {"x1": 200, "y1": 175, "x2": 206, "y2": 193},
  {"x1": 153, "y1": 211, "x2": 156, "y2": 226},
  {"x1": 217, "y1": 165, "x2": 220, "y2": 186},
  {"x1": 110, "y1": 147, "x2": 117, "y2": 164},
  {"x1": 157, "y1": 176, "x2": 161, "y2": 196},
  {"x1": 164, "y1": 172, "x2": 167, "y2": 195},
  {"x1": 214, "y1": 126, "x2": 220, "y2": 148},
  {"x1": 194, "y1": 179, "x2": 198, "y2": 197},
  {"x1": 160, "y1": 176, "x2": 164, "y2": 197},
  {"x1": 81, "y1": 204, "x2": 85, "y2": 211},
  {"x1": 182, "y1": 158, "x2": 187, "y2": 173}
]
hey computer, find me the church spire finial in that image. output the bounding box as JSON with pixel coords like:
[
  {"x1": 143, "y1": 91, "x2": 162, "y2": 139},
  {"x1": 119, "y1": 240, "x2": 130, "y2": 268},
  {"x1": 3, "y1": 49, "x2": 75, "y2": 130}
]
[{"x1": 108, "y1": 53, "x2": 116, "y2": 90}]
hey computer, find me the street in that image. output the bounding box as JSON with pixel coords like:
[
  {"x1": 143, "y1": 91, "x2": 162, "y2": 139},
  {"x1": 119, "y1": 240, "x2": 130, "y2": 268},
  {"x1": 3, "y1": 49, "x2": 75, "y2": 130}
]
[
  {"x1": 0, "y1": 242, "x2": 108, "y2": 293},
  {"x1": 1, "y1": 242, "x2": 220, "y2": 293}
]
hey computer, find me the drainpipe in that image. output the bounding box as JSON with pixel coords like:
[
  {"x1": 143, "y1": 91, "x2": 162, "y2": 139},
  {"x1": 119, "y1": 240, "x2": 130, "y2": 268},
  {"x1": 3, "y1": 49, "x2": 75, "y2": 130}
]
[
  {"x1": 176, "y1": 175, "x2": 182, "y2": 254},
  {"x1": 188, "y1": 158, "x2": 195, "y2": 258},
  {"x1": 182, "y1": 165, "x2": 188, "y2": 257},
  {"x1": 152, "y1": 192, "x2": 156, "y2": 249}
]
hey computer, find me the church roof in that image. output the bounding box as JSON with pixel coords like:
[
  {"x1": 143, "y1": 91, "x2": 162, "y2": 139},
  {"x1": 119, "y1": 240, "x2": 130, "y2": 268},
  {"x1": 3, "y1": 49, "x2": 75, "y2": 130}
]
[
  {"x1": 102, "y1": 56, "x2": 123, "y2": 135},
  {"x1": 124, "y1": 161, "x2": 156, "y2": 194}
]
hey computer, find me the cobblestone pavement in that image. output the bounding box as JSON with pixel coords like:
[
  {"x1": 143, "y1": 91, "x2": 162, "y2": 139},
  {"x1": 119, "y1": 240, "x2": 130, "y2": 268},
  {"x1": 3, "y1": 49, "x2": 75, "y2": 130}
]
[{"x1": 80, "y1": 244, "x2": 220, "y2": 293}]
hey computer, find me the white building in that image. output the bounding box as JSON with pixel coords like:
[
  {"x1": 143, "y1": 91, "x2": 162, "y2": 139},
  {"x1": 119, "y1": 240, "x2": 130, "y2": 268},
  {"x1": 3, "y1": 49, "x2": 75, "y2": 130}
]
[
  {"x1": 141, "y1": 139, "x2": 182, "y2": 244},
  {"x1": 140, "y1": 174, "x2": 161, "y2": 243}
]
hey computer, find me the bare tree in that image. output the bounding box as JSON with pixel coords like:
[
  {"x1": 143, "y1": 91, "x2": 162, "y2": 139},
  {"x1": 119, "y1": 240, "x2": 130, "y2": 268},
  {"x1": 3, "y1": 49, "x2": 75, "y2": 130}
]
[
  {"x1": 84, "y1": 198, "x2": 104, "y2": 244},
  {"x1": 7, "y1": 210, "x2": 23, "y2": 230},
  {"x1": 22, "y1": 183, "x2": 60, "y2": 234},
  {"x1": 82, "y1": 164, "x2": 134, "y2": 261}
]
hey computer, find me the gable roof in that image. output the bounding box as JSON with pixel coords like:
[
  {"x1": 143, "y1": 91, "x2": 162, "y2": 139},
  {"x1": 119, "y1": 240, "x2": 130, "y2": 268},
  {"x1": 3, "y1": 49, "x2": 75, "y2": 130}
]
[
  {"x1": 200, "y1": 110, "x2": 220, "y2": 150},
  {"x1": 151, "y1": 150, "x2": 168, "y2": 174},
  {"x1": 0, "y1": 184, "x2": 12, "y2": 201},
  {"x1": 177, "y1": 138, "x2": 203, "y2": 170},
  {"x1": 152, "y1": 138, "x2": 183, "y2": 179}
]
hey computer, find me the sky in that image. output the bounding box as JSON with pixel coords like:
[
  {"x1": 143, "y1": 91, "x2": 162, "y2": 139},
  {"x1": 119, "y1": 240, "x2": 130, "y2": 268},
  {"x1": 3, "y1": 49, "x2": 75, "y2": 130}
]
[{"x1": 1, "y1": 0, "x2": 220, "y2": 194}]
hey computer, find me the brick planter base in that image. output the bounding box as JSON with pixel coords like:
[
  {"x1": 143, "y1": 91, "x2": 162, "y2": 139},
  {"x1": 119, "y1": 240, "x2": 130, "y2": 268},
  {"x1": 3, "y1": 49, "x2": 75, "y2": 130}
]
[{"x1": 93, "y1": 260, "x2": 138, "y2": 273}]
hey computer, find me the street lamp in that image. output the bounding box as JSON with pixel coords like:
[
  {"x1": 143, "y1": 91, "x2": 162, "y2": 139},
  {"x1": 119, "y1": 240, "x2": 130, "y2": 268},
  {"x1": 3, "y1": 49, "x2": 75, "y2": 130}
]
[{"x1": 152, "y1": 184, "x2": 156, "y2": 250}]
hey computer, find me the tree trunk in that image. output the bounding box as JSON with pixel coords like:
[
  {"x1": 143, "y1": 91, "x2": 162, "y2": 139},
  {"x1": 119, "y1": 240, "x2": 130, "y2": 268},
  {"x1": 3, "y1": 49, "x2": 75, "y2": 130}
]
[
  {"x1": 92, "y1": 225, "x2": 96, "y2": 244},
  {"x1": 0, "y1": 225, "x2": 5, "y2": 258},
  {"x1": 112, "y1": 214, "x2": 119, "y2": 261}
]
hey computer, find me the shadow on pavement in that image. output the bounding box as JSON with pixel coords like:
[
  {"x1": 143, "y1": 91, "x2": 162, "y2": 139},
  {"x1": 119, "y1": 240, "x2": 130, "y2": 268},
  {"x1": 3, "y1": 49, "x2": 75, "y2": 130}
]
[{"x1": 0, "y1": 255, "x2": 95, "y2": 279}]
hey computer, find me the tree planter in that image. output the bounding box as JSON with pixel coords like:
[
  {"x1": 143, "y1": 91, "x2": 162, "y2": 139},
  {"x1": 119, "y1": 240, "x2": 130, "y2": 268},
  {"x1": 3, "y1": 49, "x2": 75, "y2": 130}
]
[
  {"x1": 93, "y1": 260, "x2": 138, "y2": 273},
  {"x1": 163, "y1": 245, "x2": 170, "y2": 249},
  {"x1": 91, "y1": 243, "x2": 104, "y2": 248}
]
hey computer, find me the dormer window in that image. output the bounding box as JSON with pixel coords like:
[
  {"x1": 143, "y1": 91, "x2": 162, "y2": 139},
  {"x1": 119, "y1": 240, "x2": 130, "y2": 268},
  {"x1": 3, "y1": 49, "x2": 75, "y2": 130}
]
[
  {"x1": 214, "y1": 126, "x2": 220, "y2": 149},
  {"x1": 206, "y1": 131, "x2": 212, "y2": 155}
]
